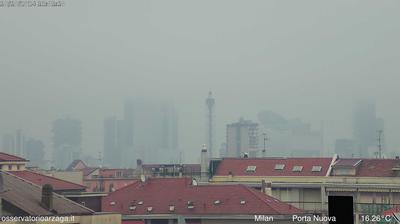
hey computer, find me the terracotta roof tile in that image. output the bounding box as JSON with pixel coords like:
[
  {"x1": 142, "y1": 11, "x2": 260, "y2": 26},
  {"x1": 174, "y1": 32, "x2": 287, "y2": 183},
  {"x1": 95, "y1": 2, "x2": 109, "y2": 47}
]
[
  {"x1": 102, "y1": 178, "x2": 303, "y2": 215},
  {"x1": 9, "y1": 170, "x2": 86, "y2": 191},
  {"x1": 214, "y1": 157, "x2": 333, "y2": 177},
  {"x1": 0, "y1": 171, "x2": 93, "y2": 216},
  {"x1": 0, "y1": 152, "x2": 28, "y2": 162},
  {"x1": 356, "y1": 159, "x2": 400, "y2": 177}
]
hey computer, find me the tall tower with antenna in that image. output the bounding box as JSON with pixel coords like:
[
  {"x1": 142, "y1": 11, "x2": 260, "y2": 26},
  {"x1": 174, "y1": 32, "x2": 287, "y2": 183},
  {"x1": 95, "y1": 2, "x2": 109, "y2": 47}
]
[
  {"x1": 377, "y1": 130, "x2": 383, "y2": 159},
  {"x1": 206, "y1": 91, "x2": 215, "y2": 158}
]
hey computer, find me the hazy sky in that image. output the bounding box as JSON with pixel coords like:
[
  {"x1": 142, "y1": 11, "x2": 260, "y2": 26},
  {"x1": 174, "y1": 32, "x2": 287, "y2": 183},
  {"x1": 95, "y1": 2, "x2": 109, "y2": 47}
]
[{"x1": 1, "y1": 1, "x2": 400, "y2": 162}]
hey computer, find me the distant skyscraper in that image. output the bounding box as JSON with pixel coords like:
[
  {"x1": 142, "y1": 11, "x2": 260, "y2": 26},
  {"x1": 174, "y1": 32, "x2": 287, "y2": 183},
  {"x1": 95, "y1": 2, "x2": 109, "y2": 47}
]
[
  {"x1": 226, "y1": 118, "x2": 259, "y2": 157},
  {"x1": 15, "y1": 129, "x2": 24, "y2": 157},
  {"x1": 103, "y1": 117, "x2": 126, "y2": 167},
  {"x1": 353, "y1": 101, "x2": 385, "y2": 157},
  {"x1": 205, "y1": 91, "x2": 215, "y2": 158},
  {"x1": 1, "y1": 133, "x2": 15, "y2": 154},
  {"x1": 52, "y1": 117, "x2": 82, "y2": 169},
  {"x1": 122, "y1": 99, "x2": 178, "y2": 164},
  {"x1": 257, "y1": 111, "x2": 324, "y2": 157},
  {"x1": 24, "y1": 138, "x2": 45, "y2": 168}
]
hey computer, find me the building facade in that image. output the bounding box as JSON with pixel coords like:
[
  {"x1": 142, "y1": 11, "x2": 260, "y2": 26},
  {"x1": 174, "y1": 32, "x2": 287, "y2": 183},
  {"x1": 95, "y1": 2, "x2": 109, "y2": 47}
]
[
  {"x1": 52, "y1": 117, "x2": 82, "y2": 169},
  {"x1": 226, "y1": 118, "x2": 259, "y2": 157}
]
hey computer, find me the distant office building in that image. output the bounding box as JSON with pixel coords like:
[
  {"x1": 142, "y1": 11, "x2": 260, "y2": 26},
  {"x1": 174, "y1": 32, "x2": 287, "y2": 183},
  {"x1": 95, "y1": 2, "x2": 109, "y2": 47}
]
[
  {"x1": 1, "y1": 133, "x2": 15, "y2": 154},
  {"x1": 257, "y1": 111, "x2": 323, "y2": 157},
  {"x1": 2, "y1": 130, "x2": 26, "y2": 157},
  {"x1": 15, "y1": 129, "x2": 25, "y2": 157},
  {"x1": 52, "y1": 117, "x2": 82, "y2": 169},
  {"x1": 103, "y1": 117, "x2": 127, "y2": 168},
  {"x1": 353, "y1": 101, "x2": 385, "y2": 157},
  {"x1": 226, "y1": 118, "x2": 259, "y2": 157},
  {"x1": 24, "y1": 138, "x2": 45, "y2": 168},
  {"x1": 334, "y1": 139, "x2": 355, "y2": 158},
  {"x1": 122, "y1": 99, "x2": 178, "y2": 164}
]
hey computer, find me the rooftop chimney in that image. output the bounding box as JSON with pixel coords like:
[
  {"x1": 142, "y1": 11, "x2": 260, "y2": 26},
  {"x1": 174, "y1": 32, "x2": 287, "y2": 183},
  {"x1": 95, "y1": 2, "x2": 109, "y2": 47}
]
[
  {"x1": 41, "y1": 184, "x2": 53, "y2": 210},
  {"x1": 261, "y1": 180, "x2": 266, "y2": 193},
  {"x1": 136, "y1": 159, "x2": 143, "y2": 174},
  {"x1": 200, "y1": 144, "x2": 208, "y2": 182}
]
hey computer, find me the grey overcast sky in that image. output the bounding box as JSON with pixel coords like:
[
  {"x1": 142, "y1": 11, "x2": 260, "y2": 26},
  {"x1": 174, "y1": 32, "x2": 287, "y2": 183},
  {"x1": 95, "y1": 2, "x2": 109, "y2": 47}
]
[{"x1": 1, "y1": 0, "x2": 399, "y2": 162}]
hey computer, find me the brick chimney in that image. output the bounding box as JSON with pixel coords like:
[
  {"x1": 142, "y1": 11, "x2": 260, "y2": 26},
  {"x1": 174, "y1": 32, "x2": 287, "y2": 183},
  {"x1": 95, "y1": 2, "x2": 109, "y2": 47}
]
[{"x1": 41, "y1": 184, "x2": 54, "y2": 210}]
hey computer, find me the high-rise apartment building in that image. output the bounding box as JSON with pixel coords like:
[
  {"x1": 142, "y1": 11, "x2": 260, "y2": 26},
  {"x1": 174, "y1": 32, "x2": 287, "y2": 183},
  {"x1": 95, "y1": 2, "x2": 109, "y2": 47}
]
[
  {"x1": 353, "y1": 101, "x2": 385, "y2": 157},
  {"x1": 103, "y1": 117, "x2": 127, "y2": 167},
  {"x1": 226, "y1": 118, "x2": 259, "y2": 157}
]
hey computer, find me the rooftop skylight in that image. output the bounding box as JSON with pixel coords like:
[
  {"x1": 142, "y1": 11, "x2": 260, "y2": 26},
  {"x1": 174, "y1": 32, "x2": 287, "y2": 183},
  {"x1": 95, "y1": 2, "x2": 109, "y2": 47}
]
[
  {"x1": 292, "y1": 166, "x2": 303, "y2": 172},
  {"x1": 311, "y1": 166, "x2": 322, "y2": 172},
  {"x1": 246, "y1": 165, "x2": 257, "y2": 172},
  {"x1": 274, "y1": 164, "x2": 285, "y2": 170}
]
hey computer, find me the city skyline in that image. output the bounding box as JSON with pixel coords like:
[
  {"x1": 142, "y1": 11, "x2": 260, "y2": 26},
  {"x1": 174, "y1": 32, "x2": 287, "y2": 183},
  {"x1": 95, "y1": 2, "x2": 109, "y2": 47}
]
[{"x1": 1, "y1": 1, "x2": 400, "y2": 163}]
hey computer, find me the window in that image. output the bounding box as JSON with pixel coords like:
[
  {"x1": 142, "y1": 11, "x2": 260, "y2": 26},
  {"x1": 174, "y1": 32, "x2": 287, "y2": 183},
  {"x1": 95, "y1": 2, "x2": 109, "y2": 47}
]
[
  {"x1": 246, "y1": 165, "x2": 257, "y2": 172},
  {"x1": 8, "y1": 165, "x2": 12, "y2": 170},
  {"x1": 274, "y1": 164, "x2": 285, "y2": 170},
  {"x1": 312, "y1": 166, "x2": 322, "y2": 172},
  {"x1": 292, "y1": 166, "x2": 303, "y2": 172},
  {"x1": 116, "y1": 171, "x2": 122, "y2": 177},
  {"x1": 187, "y1": 201, "x2": 194, "y2": 209},
  {"x1": 169, "y1": 205, "x2": 175, "y2": 212},
  {"x1": 17, "y1": 165, "x2": 21, "y2": 170}
]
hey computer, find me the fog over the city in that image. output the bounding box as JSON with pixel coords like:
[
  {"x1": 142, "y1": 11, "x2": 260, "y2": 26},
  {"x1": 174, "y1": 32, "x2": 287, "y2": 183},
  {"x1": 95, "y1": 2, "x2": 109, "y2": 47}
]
[{"x1": 1, "y1": 1, "x2": 399, "y2": 164}]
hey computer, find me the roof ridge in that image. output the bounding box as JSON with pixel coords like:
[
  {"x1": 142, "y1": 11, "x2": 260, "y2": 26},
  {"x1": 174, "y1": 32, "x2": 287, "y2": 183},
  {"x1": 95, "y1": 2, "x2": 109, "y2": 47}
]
[
  {"x1": 0, "y1": 151, "x2": 28, "y2": 161},
  {"x1": 22, "y1": 170, "x2": 87, "y2": 189},
  {"x1": 1, "y1": 171, "x2": 94, "y2": 214},
  {"x1": 240, "y1": 184, "x2": 283, "y2": 214}
]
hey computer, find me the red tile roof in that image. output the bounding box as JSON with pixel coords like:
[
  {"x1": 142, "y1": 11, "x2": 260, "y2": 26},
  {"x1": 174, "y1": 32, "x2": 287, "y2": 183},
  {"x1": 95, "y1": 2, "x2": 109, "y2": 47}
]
[
  {"x1": 102, "y1": 178, "x2": 303, "y2": 216},
  {"x1": 214, "y1": 157, "x2": 333, "y2": 177},
  {"x1": 383, "y1": 206, "x2": 400, "y2": 216},
  {"x1": 333, "y1": 159, "x2": 362, "y2": 167},
  {"x1": 66, "y1": 159, "x2": 87, "y2": 171},
  {"x1": 0, "y1": 152, "x2": 28, "y2": 162},
  {"x1": 355, "y1": 159, "x2": 400, "y2": 177},
  {"x1": 0, "y1": 171, "x2": 93, "y2": 216},
  {"x1": 9, "y1": 170, "x2": 86, "y2": 191}
]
